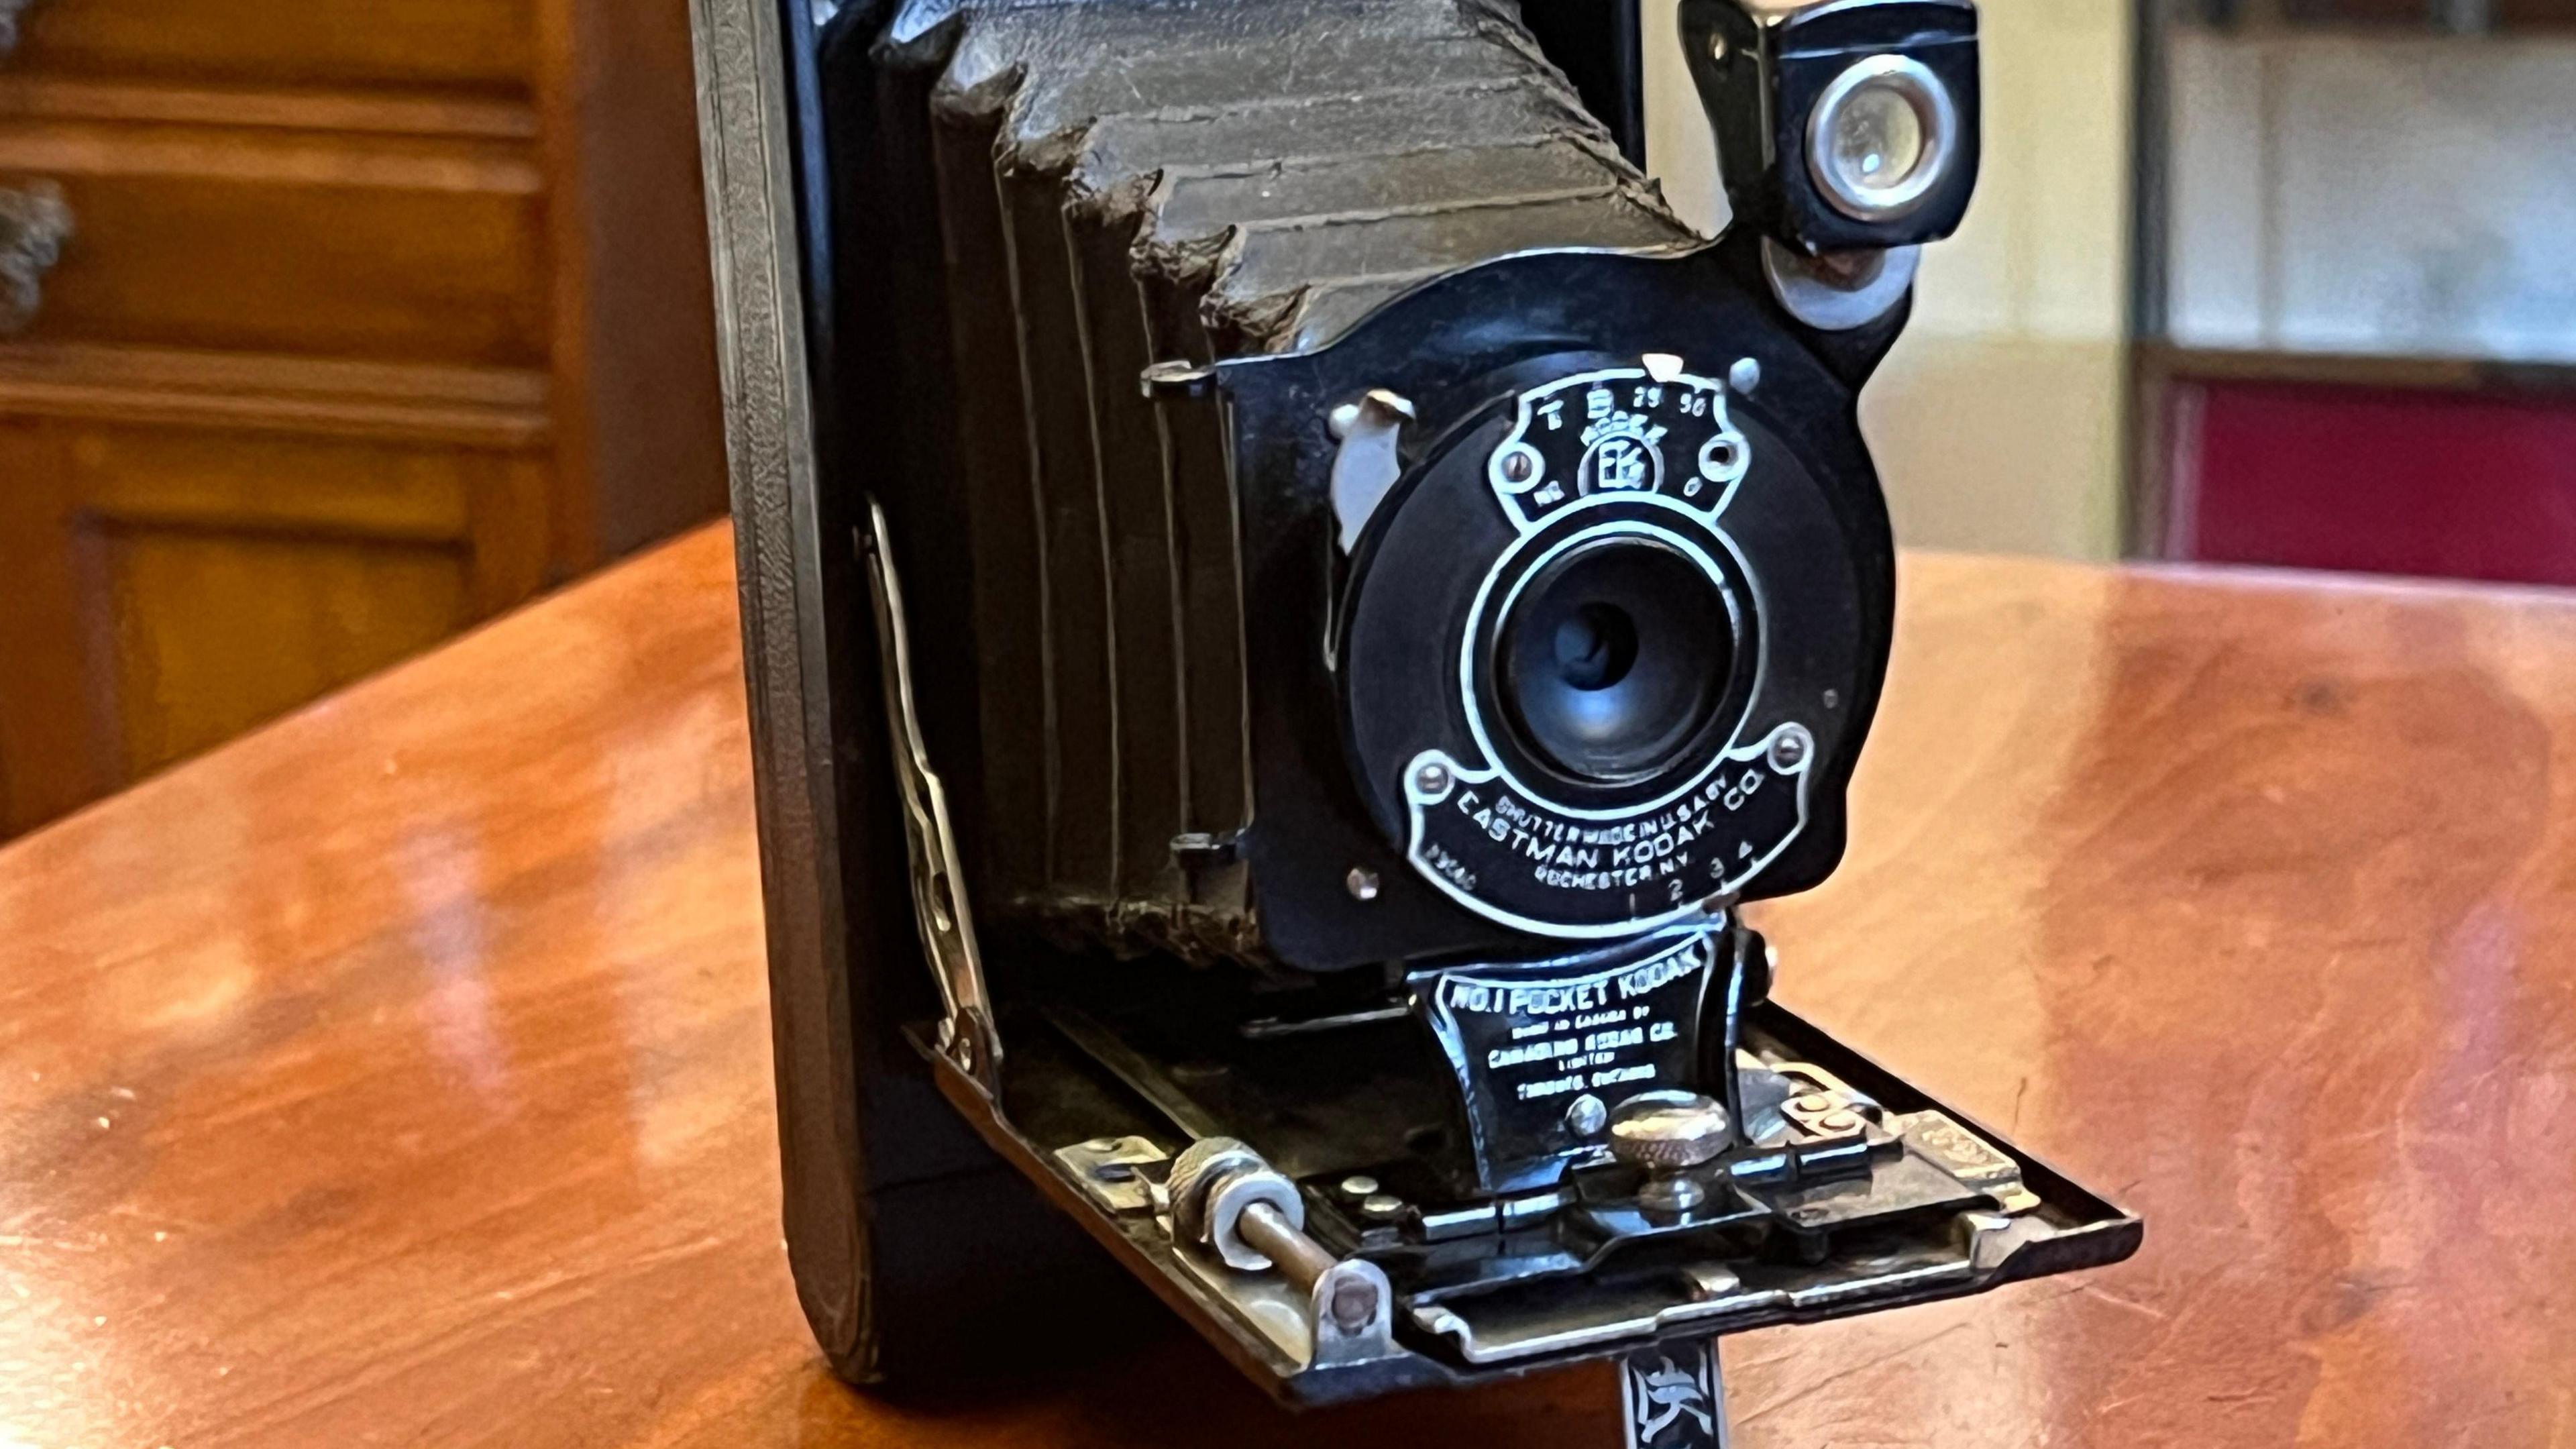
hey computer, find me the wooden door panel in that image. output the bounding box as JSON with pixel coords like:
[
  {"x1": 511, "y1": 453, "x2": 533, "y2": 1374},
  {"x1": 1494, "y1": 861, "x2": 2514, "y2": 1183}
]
[
  {"x1": 0, "y1": 414, "x2": 549, "y2": 828},
  {"x1": 0, "y1": 157, "x2": 548, "y2": 366},
  {"x1": 0, "y1": 421, "x2": 109, "y2": 833},
  {"x1": 105, "y1": 529, "x2": 468, "y2": 773},
  {"x1": 0, "y1": 0, "x2": 725, "y2": 841},
  {"x1": 9, "y1": 0, "x2": 534, "y2": 95},
  {"x1": 71, "y1": 426, "x2": 477, "y2": 541}
]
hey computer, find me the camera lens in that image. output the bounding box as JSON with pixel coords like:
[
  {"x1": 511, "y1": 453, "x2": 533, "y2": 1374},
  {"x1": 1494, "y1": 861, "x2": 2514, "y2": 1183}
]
[
  {"x1": 1807, "y1": 56, "x2": 1956, "y2": 223},
  {"x1": 1499, "y1": 535, "x2": 1735, "y2": 786},
  {"x1": 1829, "y1": 85, "x2": 1925, "y2": 194}
]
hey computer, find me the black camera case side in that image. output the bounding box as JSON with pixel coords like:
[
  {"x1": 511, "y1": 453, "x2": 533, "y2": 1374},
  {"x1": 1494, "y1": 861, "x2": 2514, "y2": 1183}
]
[{"x1": 693, "y1": 0, "x2": 1153, "y2": 1388}]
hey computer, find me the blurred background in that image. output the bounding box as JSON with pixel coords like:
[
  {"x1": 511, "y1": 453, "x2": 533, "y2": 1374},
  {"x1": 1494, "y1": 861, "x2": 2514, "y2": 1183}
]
[
  {"x1": 0, "y1": 0, "x2": 725, "y2": 839},
  {"x1": 1650, "y1": 0, "x2": 2576, "y2": 565},
  {"x1": 0, "y1": 0, "x2": 2568, "y2": 841}
]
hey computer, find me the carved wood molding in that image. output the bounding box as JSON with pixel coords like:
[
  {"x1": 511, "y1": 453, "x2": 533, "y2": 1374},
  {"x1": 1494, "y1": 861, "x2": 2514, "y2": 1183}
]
[
  {"x1": 0, "y1": 75, "x2": 539, "y2": 142},
  {"x1": 0, "y1": 179, "x2": 70, "y2": 335},
  {"x1": 0, "y1": 341, "x2": 550, "y2": 447}
]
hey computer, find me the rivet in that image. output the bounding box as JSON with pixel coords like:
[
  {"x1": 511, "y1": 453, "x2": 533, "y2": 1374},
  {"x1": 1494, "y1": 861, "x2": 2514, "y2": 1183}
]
[{"x1": 1565, "y1": 1093, "x2": 1609, "y2": 1137}]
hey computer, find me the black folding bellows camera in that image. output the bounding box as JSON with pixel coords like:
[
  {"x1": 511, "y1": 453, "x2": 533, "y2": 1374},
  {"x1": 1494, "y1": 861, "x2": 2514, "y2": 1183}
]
[{"x1": 690, "y1": 0, "x2": 2137, "y2": 1440}]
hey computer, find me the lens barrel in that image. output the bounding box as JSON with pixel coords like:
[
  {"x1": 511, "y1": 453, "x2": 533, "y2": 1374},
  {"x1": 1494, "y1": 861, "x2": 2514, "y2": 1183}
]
[{"x1": 1499, "y1": 535, "x2": 1736, "y2": 786}]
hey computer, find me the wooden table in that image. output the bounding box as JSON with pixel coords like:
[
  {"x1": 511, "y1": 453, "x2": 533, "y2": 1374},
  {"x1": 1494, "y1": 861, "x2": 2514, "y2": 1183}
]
[{"x1": 6, "y1": 521, "x2": 2573, "y2": 1448}]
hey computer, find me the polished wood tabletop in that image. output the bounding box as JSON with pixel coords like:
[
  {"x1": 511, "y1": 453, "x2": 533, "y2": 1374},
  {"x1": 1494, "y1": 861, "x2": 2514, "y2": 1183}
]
[{"x1": 6, "y1": 520, "x2": 2574, "y2": 1447}]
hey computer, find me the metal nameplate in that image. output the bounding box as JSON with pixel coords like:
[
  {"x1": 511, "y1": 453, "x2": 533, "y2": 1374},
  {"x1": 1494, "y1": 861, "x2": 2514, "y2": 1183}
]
[{"x1": 1413, "y1": 931, "x2": 1718, "y2": 1192}]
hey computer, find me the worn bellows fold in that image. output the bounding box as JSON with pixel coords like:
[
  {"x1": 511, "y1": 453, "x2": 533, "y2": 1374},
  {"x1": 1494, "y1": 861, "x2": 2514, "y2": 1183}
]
[{"x1": 859, "y1": 0, "x2": 1697, "y2": 963}]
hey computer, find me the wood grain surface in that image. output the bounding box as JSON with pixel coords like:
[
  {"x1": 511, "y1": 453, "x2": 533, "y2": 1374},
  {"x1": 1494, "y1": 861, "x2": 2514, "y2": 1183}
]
[{"x1": 6, "y1": 520, "x2": 2574, "y2": 1446}]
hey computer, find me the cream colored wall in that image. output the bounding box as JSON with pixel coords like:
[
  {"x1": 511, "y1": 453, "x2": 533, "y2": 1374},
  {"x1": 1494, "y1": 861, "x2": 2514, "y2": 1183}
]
[
  {"x1": 1640, "y1": 0, "x2": 2134, "y2": 559},
  {"x1": 2167, "y1": 29, "x2": 2576, "y2": 366}
]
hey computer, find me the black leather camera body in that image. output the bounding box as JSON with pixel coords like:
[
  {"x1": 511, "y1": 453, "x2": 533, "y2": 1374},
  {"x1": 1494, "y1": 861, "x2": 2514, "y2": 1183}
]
[{"x1": 690, "y1": 0, "x2": 2137, "y2": 1438}]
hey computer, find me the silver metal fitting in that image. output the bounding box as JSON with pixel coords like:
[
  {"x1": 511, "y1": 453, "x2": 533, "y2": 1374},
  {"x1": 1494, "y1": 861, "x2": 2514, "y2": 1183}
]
[
  {"x1": 1609, "y1": 1091, "x2": 1733, "y2": 1214},
  {"x1": 1328, "y1": 388, "x2": 1417, "y2": 551},
  {"x1": 1762, "y1": 237, "x2": 1919, "y2": 333},
  {"x1": 1207, "y1": 1167, "x2": 1305, "y2": 1273},
  {"x1": 1167, "y1": 1136, "x2": 1267, "y2": 1248},
  {"x1": 1161, "y1": 1136, "x2": 1399, "y2": 1366}
]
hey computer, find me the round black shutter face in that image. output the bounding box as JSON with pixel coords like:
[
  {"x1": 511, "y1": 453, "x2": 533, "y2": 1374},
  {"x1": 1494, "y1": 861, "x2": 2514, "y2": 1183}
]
[{"x1": 1338, "y1": 360, "x2": 1874, "y2": 941}]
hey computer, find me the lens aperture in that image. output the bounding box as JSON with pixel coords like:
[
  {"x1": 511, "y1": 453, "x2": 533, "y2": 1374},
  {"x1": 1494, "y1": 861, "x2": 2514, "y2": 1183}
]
[
  {"x1": 1499, "y1": 535, "x2": 1736, "y2": 786},
  {"x1": 1554, "y1": 604, "x2": 1639, "y2": 692}
]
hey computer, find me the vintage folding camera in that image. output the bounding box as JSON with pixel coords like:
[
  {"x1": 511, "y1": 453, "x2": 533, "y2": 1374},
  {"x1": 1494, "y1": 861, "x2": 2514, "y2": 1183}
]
[{"x1": 690, "y1": 0, "x2": 2138, "y2": 1441}]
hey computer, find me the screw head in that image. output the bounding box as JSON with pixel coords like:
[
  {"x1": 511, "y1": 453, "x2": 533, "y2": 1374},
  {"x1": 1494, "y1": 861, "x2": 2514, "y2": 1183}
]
[
  {"x1": 1328, "y1": 1275, "x2": 1379, "y2": 1331},
  {"x1": 1345, "y1": 868, "x2": 1381, "y2": 902},
  {"x1": 1728, "y1": 357, "x2": 1762, "y2": 394},
  {"x1": 1768, "y1": 726, "x2": 1812, "y2": 772},
  {"x1": 1413, "y1": 761, "x2": 1453, "y2": 798},
  {"x1": 1339, "y1": 1175, "x2": 1381, "y2": 1199},
  {"x1": 1565, "y1": 1093, "x2": 1609, "y2": 1138},
  {"x1": 1793, "y1": 1093, "x2": 1834, "y2": 1114},
  {"x1": 1697, "y1": 434, "x2": 1742, "y2": 483},
  {"x1": 1818, "y1": 1109, "x2": 1863, "y2": 1134},
  {"x1": 1501, "y1": 449, "x2": 1536, "y2": 484},
  {"x1": 1362, "y1": 1193, "x2": 1406, "y2": 1222}
]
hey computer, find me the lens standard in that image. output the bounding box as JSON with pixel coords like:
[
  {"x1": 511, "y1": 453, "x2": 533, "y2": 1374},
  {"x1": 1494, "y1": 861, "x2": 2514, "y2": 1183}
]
[{"x1": 1499, "y1": 536, "x2": 1736, "y2": 786}]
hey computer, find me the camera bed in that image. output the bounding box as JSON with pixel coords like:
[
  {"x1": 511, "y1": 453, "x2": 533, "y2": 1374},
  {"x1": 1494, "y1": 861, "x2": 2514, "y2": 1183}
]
[{"x1": 920, "y1": 949, "x2": 2139, "y2": 1402}]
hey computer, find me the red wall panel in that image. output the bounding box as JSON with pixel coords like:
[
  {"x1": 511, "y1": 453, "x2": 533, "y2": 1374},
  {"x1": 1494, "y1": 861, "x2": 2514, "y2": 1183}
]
[{"x1": 2173, "y1": 380, "x2": 2576, "y2": 588}]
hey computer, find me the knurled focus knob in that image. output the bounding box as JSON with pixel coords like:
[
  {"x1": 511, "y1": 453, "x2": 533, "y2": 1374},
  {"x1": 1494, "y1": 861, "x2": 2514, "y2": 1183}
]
[
  {"x1": 1608, "y1": 1091, "x2": 1731, "y2": 1212},
  {"x1": 1167, "y1": 1136, "x2": 1265, "y2": 1248}
]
